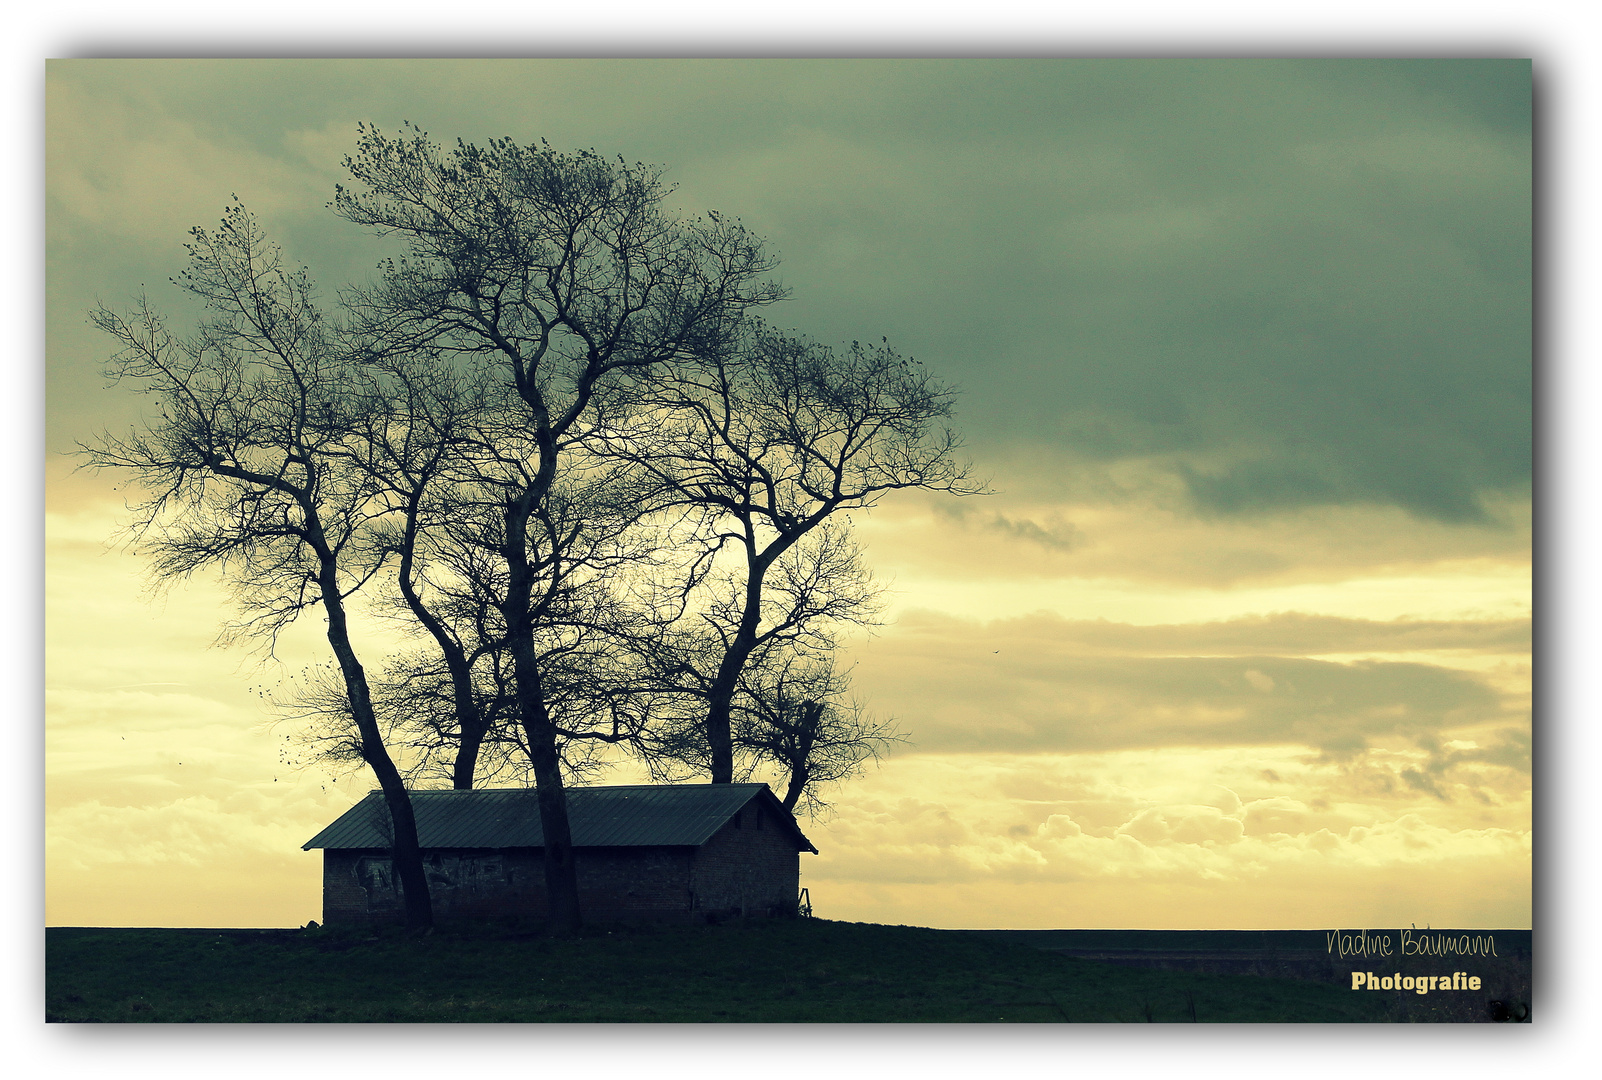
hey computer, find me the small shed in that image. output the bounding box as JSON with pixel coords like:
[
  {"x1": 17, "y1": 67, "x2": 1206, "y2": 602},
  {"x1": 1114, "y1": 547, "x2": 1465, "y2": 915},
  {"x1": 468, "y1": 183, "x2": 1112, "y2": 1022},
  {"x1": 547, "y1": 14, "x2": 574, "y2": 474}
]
[{"x1": 303, "y1": 783, "x2": 818, "y2": 925}]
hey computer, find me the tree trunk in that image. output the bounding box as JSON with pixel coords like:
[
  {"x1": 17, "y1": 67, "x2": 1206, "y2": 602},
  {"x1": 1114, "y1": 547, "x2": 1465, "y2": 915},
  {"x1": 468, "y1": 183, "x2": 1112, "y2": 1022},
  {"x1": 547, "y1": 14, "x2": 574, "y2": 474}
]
[
  {"x1": 502, "y1": 489, "x2": 583, "y2": 936},
  {"x1": 704, "y1": 692, "x2": 738, "y2": 784},
  {"x1": 703, "y1": 549, "x2": 772, "y2": 784},
  {"x1": 780, "y1": 701, "x2": 821, "y2": 813},
  {"x1": 370, "y1": 754, "x2": 433, "y2": 929},
  {"x1": 451, "y1": 715, "x2": 488, "y2": 790},
  {"x1": 320, "y1": 562, "x2": 433, "y2": 930},
  {"x1": 438, "y1": 646, "x2": 487, "y2": 789},
  {"x1": 396, "y1": 516, "x2": 488, "y2": 791},
  {"x1": 781, "y1": 764, "x2": 810, "y2": 814},
  {"x1": 507, "y1": 631, "x2": 583, "y2": 935}
]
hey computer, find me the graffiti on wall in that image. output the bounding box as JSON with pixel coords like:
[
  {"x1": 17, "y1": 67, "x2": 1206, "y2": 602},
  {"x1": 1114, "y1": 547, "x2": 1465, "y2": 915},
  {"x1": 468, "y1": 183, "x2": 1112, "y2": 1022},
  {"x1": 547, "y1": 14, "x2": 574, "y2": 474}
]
[{"x1": 353, "y1": 853, "x2": 510, "y2": 909}]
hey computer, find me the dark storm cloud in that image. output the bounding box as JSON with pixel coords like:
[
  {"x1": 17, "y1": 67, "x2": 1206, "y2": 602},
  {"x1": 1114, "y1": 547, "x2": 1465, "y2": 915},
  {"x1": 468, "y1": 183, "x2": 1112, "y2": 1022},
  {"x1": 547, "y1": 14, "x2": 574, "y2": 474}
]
[
  {"x1": 740, "y1": 60, "x2": 1531, "y2": 523},
  {"x1": 50, "y1": 60, "x2": 1529, "y2": 522}
]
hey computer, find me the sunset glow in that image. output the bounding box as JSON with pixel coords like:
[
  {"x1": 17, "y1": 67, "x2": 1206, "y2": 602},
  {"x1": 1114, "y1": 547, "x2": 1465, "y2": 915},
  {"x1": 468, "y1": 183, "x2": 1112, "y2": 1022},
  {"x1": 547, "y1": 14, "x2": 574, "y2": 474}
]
[{"x1": 46, "y1": 59, "x2": 1530, "y2": 931}]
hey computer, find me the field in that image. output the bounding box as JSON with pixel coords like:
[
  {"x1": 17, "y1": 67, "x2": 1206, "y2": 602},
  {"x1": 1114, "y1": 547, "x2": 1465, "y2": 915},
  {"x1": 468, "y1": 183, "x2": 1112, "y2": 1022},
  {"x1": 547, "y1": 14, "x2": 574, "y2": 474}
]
[{"x1": 45, "y1": 919, "x2": 1530, "y2": 1024}]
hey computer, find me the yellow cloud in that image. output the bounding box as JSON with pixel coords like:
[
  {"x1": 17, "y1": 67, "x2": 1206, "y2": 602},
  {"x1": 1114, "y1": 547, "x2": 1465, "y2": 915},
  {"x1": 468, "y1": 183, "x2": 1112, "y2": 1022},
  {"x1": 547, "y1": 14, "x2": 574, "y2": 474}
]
[{"x1": 802, "y1": 750, "x2": 1529, "y2": 929}]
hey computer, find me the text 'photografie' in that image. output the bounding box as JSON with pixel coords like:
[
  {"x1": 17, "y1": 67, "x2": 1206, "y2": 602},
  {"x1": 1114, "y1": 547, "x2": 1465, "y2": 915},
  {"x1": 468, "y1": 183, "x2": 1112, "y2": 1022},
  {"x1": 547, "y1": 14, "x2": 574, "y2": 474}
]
[{"x1": 1350, "y1": 972, "x2": 1482, "y2": 994}]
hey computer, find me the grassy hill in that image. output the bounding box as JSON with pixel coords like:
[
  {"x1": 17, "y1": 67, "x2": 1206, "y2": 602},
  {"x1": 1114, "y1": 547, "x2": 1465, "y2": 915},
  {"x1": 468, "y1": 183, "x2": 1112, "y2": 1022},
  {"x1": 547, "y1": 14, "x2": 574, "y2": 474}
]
[{"x1": 44, "y1": 918, "x2": 1451, "y2": 1023}]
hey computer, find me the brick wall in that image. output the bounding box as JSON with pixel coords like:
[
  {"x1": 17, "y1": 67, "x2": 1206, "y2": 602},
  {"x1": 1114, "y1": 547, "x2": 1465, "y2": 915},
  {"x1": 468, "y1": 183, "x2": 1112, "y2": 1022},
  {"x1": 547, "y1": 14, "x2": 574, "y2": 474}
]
[
  {"x1": 321, "y1": 849, "x2": 374, "y2": 921},
  {"x1": 323, "y1": 846, "x2": 699, "y2": 924},
  {"x1": 575, "y1": 847, "x2": 695, "y2": 922},
  {"x1": 689, "y1": 801, "x2": 805, "y2": 919}
]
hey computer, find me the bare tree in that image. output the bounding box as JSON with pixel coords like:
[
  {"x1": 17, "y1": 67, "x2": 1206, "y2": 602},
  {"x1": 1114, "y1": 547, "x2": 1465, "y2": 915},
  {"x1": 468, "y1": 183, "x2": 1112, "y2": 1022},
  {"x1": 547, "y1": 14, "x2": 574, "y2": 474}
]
[
  {"x1": 330, "y1": 125, "x2": 782, "y2": 933},
  {"x1": 618, "y1": 328, "x2": 981, "y2": 786},
  {"x1": 81, "y1": 202, "x2": 437, "y2": 929},
  {"x1": 733, "y1": 651, "x2": 902, "y2": 817}
]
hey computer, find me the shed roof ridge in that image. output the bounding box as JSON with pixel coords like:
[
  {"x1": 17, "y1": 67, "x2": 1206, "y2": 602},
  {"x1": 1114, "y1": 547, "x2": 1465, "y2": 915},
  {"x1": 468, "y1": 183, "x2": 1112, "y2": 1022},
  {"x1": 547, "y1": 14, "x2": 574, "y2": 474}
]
[
  {"x1": 304, "y1": 781, "x2": 814, "y2": 854},
  {"x1": 357, "y1": 782, "x2": 771, "y2": 796}
]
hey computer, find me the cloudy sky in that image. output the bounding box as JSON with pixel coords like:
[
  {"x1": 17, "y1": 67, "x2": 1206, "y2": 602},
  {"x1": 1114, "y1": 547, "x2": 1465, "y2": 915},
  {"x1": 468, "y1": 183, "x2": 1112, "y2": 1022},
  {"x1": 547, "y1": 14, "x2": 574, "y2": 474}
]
[{"x1": 45, "y1": 59, "x2": 1530, "y2": 930}]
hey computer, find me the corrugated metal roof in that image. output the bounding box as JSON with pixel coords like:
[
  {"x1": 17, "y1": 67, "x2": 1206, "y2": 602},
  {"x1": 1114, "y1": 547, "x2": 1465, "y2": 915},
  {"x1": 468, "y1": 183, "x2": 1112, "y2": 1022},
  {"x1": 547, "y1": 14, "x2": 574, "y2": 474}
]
[{"x1": 303, "y1": 783, "x2": 818, "y2": 854}]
